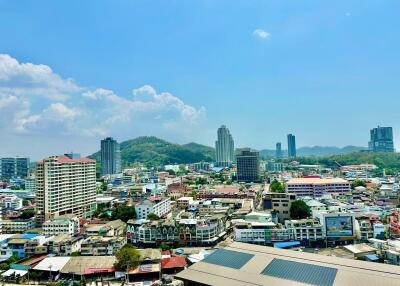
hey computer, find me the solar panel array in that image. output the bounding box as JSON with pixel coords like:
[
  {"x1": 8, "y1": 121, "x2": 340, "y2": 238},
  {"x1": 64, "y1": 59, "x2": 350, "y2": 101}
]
[
  {"x1": 202, "y1": 249, "x2": 254, "y2": 269},
  {"x1": 261, "y1": 258, "x2": 338, "y2": 286}
]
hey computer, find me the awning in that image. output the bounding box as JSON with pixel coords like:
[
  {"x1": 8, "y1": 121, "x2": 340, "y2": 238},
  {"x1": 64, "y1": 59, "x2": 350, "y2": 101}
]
[
  {"x1": 274, "y1": 241, "x2": 301, "y2": 249},
  {"x1": 1, "y1": 269, "x2": 28, "y2": 277},
  {"x1": 365, "y1": 254, "x2": 379, "y2": 261}
]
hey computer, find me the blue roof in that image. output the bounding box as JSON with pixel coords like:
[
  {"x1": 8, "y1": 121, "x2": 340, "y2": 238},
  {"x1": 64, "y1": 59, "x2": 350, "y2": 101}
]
[
  {"x1": 20, "y1": 234, "x2": 39, "y2": 239},
  {"x1": 365, "y1": 254, "x2": 379, "y2": 261},
  {"x1": 202, "y1": 249, "x2": 254, "y2": 269},
  {"x1": 261, "y1": 258, "x2": 337, "y2": 286},
  {"x1": 274, "y1": 241, "x2": 300, "y2": 248}
]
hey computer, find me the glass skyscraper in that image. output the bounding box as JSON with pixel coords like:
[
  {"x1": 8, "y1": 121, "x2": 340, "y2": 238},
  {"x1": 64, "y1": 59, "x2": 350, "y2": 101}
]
[
  {"x1": 215, "y1": 125, "x2": 234, "y2": 167},
  {"x1": 101, "y1": 137, "x2": 122, "y2": 175},
  {"x1": 369, "y1": 126, "x2": 394, "y2": 152},
  {"x1": 287, "y1": 134, "x2": 297, "y2": 158}
]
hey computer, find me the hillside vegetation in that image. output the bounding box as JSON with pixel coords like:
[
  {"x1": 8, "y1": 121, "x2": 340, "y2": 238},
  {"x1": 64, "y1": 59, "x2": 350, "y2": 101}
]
[{"x1": 90, "y1": 136, "x2": 215, "y2": 167}]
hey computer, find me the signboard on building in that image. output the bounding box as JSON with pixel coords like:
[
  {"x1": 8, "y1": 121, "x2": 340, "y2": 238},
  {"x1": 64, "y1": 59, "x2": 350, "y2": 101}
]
[{"x1": 325, "y1": 216, "x2": 353, "y2": 237}]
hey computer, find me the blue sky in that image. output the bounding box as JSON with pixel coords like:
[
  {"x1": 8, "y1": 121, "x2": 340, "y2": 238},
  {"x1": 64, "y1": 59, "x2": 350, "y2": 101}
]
[{"x1": 1, "y1": 0, "x2": 400, "y2": 159}]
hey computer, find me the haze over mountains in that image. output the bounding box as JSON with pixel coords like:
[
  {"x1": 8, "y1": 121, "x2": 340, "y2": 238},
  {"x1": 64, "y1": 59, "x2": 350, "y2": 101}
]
[{"x1": 90, "y1": 136, "x2": 367, "y2": 166}]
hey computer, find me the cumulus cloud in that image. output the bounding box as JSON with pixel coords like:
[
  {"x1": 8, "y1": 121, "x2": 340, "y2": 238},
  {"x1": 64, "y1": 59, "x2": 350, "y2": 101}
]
[
  {"x1": 253, "y1": 29, "x2": 271, "y2": 39},
  {"x1": 0, "y1": 54, "x2": 207, "y2": 142},
  {"x1": 0, "y1": 54, "x2": 81, "y2": 101}
]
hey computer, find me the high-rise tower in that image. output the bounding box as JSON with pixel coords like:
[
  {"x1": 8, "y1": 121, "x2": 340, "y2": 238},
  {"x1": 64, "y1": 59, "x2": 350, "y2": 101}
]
[
  {"x1": 215, "y1": 125, "x2": 234, "y2": 167},
  {"x1": 101, "y1": 137, "x2": 122, "y2": 176},
  {"x1": 287, "y1": 134, "x2": 297, "y2": 158}
]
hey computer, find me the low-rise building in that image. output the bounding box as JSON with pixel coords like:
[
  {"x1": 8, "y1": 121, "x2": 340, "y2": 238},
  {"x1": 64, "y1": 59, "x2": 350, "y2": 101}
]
[
  {"x1": 233, "y1": 212, "x2": 290, "y2": 245},
  {"x1": 84, "y1": 219, "x2": 126, "y2": 237},
  {"x1": 262, "y1": 192, "x2": 296, "y2": 223},
  {"x1": 47, "y1": 234, "x2": 83, "y2": 256},
  {"x1": 285, "y1": 218, "x2": 324, "y2": 243},
  {"x1": 127, "y1": 215, "x2": 227, "y2": 246},
  {"x1": 42, "y1": 215, "x2": 80, "y2": 237},
  {"x1": 80, "y1": 236, "x2": 126, "y2": 256},
  {"x1": 135, "y1": 198, "x2": 171, "y2": 220},
  {"x1": 1, "y1": 218, "x2": 35, "y2": 234},
  {"x1": 286, "y1": 178, "x2": 351, "y2": 197}
]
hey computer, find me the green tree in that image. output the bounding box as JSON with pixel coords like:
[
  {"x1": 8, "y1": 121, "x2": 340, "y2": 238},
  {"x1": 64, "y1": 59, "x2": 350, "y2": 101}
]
[
  {"x1": 20, "y1": 209, "x2": 35, "y2": 219},
  {"x1": 114, "y1": 244, "x2": 141, "y2": 271},
  {"x1": 351, "y1": 179, "x2": 367, "y2": 190},
  {"x1": 270, "y1": 180, "x2": 285, "y2": 193},
  {"x1": 147, "y1": 213, "x2": 160, "y2": 221},
  {"x1": 290, "y1": 200, "x2": 311, "y2": 219},
  {"x1": 112, "y1": 206, "x2": 136, "y2": 222},
  {"x1": 195, "y1": 178, "x2": 208, "y2": 185},
  {"x1": 159, "y1": 243, "x2": 171, "y2": 251}
]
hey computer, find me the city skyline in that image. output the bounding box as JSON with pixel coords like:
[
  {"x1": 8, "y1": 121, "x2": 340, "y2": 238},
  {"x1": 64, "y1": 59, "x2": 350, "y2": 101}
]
[{"x1": 1, "y1": 1, "x2": 400, "y2": 159}]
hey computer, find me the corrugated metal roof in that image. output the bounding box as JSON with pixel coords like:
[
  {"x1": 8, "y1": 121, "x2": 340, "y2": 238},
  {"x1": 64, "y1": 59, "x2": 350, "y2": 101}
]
[
  {"x1": 202, "y1": 249, "x2": 254, "y2": 269},
  {"x1": 261, "y1": 258, "x2": 337, "y2": 286}
]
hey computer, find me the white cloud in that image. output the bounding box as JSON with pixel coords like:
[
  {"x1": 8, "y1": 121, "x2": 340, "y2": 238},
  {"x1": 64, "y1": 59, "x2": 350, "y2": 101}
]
[
  {"x1": 0, "y1": 54, "x2": 81, "y2": 101},
  {"x1": 253, "y1": 29, "x2": 271, "y2": 39},
  {"x1": 0, "y1": 54, "x2": 207, "y2": 145}
]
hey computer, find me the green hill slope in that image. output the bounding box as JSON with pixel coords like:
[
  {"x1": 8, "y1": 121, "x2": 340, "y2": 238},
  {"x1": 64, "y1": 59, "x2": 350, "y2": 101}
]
[{"x1": 90, "y1": 136, "x2": 215, "y2": 167}]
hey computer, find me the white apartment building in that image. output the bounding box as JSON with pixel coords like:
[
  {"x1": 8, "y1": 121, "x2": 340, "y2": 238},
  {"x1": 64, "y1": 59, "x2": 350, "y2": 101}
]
[
  {"x1": 42, "y1": 215, "x2": 80, "y2": 237},
  {"x1": 1, "y1": 219, "x2": 35, "y2": 234},
  {"x1": 35, "y1": 155, "x2": 97, "y2": 224},
  {"x1": 285, "y1": 219, "x2": 324, "y2": 242},
  {"x1": 135, "y1": 198, "x2": 171, "y2": 219},
  {"x1": 0, "y1": 194, "x2": 23, "y2": 210},
  {"x1": 286, "y1": 178, "x2": 351, "y2": 197}
]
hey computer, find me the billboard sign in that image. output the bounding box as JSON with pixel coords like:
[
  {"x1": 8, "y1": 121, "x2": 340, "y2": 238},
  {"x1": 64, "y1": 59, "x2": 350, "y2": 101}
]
[{"x1": 325, "y1": 216, "x2": 353, "y2": 237}]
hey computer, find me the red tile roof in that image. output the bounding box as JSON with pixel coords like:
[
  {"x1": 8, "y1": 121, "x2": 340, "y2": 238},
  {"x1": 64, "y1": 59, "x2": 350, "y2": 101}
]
[
  {"x1": 56, "y1": 156, "x2": 95, "y2": 163},
  {"x1": 161, "y1": 257, "x2": 187, "y2": 269}
]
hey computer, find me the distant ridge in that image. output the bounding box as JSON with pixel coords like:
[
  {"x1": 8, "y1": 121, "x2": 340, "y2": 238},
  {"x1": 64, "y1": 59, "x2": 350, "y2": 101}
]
[
  {"x1": 260, "y1": 145, "x2": 367, "y2": 158},
  {"x1": 90, "y1": 136, "x2": 368, "y2": 166}
]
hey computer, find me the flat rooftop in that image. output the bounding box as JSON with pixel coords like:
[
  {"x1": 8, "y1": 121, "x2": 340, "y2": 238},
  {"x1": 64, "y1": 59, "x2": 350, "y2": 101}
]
[
  {"x1": 287, "y1": 178, "x2": 349, "y2": 185},
  {"x1": 176, "y1": 242, "x2": 400, "y2": 286}
]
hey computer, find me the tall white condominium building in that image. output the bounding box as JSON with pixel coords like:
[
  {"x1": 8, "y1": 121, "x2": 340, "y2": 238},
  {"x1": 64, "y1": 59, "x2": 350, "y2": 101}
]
[
  {"x1": 215, "y1": 125, "x2": 234, "y2": 167},
  {"x1": 35, "y1": 154, "x2": 97, "y2": 224},
  {"x1": 101, "y1": 137, "x2": 122, "y2": 176}
]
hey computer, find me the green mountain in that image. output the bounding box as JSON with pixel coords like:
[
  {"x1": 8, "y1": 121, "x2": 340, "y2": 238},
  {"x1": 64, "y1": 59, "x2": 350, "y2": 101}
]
[{"x1": 90, "y1": 136, "x2": 215, "y2": 167}]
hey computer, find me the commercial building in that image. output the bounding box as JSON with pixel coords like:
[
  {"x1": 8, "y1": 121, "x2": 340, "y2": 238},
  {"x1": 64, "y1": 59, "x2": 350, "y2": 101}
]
[
  {"x1": 236, "y1": 148, "x2": 260, "y2": 183},
  {"x1": 176, "y1": 242, "x2": 400, "y2": 286},
  {"x1": 215, "y1": 125, "x2": 234, "y2": 167},
  {"x1": 285, "y1": 219, "x2": 324, "y2": 242},
  {"x1": 35, "y1": 154, "x2": 97, "y2": 224},
  {"x1": 0, "y1": 157, "x2": 29, "y2": 179},
  {"x1": 369, "y1": 126, "x2": 394, "y2": 152},
  {"x1": 127, "y1": 215, "x2": 226, "y2": 246},
  {"x1": 233, "y1": 212, "x2": 290, "y2": 245},
  {"x1": 135, "y1": 198, "x2": 171, "y2": 219},
  {"x1": 262, "y1": 192, "x2": 296, "y2": 223},
  {"x1": 100, "y1": 137, "x2": 121, "y2": 176},
  {"x1": 275, "y1": 142, "x2": 282, "y2": 159},
  {"x1": 286, "y1": 178, "x2": 351, "y2": 197},
  {"x1": 42, "y1": 215, "x2": 80, "y2": 237},
  {"x1": 0, "y1": 194, "x2": 23, "y2": 210},
  {"x1": 287, "y1": 134, "x2": 296, "y2": 158}
]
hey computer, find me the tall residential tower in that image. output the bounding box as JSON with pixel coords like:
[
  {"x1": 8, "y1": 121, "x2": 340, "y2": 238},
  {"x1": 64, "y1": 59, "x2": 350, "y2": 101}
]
[
  {"x1": 35, "y1": 154, "x2": 96, "y2": 224},
  {"x1": 369, "y1": 126, "x2": 394, "y2": 153},
  {"x1": 215, "y1": 125, "x2": 234, "y2": 167},
  {"x1": 101, "y1": 137, "x2": 122, "y2": 176},
  {"x1": 287, "y1": 134, "x2": 297, "y2": 158},
  {"x1": 276, "y1": 142, "x2": 283, "y2": 159}
]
